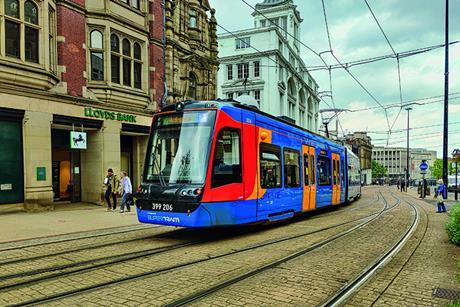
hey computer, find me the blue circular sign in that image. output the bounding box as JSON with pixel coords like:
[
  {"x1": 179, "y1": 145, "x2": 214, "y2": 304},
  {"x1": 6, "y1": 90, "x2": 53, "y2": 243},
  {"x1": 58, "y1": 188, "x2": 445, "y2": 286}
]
[{"x1": 420, "y1": 162, "x2": 428, "y2": 171}]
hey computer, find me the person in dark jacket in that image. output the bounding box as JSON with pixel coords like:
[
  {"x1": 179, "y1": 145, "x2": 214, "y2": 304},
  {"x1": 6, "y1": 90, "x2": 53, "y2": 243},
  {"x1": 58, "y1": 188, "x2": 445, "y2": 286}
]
[
  {"x1": 104, "y1": 168, "x2": 119, "y2": 211},
  {"x1": 435, "y1": 179, "x2": 447, "y2": 213}
]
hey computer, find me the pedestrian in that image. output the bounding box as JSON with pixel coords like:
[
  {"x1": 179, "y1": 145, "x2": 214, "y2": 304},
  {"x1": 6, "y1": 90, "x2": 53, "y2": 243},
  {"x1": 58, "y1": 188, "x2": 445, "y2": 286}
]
[
  {"x1": 434, "y1": 179, "x2": 447, "y2": 213},
  {"x1": 119, "y1": 171, "x2": 133, "y2": 213},
  {"x1": 104, "y1": 168, "x2": 119, "y2": 211}
]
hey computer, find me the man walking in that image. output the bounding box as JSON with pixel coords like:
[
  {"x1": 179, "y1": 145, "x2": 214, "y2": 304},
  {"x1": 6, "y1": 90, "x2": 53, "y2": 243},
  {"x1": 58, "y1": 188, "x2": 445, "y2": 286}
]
[
  {"x1": 104, "y1": 168, "x2": 119, "y2": 211},
  {"x1": 120, "y1": 171, "x2": 133, "y2": 213}
]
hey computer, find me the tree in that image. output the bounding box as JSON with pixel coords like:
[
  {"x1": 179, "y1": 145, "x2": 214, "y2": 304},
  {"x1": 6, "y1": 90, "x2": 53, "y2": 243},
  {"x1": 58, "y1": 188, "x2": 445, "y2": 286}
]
[
  {"x1": 372, "y1": 160, "x2": 387, "y2": 180},
  {"x1": 430, "y1": 159, "x2": 454, "y2": 179}
]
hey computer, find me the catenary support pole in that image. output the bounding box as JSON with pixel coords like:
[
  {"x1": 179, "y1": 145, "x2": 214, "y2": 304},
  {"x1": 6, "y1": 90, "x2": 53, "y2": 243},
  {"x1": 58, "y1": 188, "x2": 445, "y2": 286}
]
[{"x1": 443, "y1": 0, "x2": 449, "y2": 186}]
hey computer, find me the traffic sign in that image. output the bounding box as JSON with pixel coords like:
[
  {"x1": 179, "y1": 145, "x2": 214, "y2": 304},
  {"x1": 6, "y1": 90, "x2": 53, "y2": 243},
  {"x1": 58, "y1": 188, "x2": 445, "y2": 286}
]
[{"x1": 420, "y1": 161, "x2": 428, "y2": 172}]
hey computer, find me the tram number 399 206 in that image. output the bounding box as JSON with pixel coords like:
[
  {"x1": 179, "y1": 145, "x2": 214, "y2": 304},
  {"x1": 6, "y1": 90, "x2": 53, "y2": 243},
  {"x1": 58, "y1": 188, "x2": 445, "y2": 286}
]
[{"x1": 151, "y1": 203, "x2": 174, "y2": 211}]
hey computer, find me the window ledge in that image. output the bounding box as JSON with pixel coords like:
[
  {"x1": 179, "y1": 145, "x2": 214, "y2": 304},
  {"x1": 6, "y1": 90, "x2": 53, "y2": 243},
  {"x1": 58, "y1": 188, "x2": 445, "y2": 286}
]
[
  {"x1": 0, "y1": 58, "x2": 58, "y2": 91},
  {"x1": 111, "y1": 0, "x2": 145, "y2": 16}
]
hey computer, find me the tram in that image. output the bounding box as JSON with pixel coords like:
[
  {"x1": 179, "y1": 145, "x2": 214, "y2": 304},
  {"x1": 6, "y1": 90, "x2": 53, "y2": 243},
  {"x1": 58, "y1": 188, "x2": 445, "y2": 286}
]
[{"x1": 135, "y1": 100, "x2": 361, "y2": 227}]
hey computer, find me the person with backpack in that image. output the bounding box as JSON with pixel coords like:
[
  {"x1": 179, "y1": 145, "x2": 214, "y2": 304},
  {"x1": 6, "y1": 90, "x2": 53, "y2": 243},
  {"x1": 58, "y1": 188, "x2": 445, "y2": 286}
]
[
  {"x1": 104, "y1": 168, "x2": 119, "y2": 211},
  {"x1": 435, "y1": 179, "x2": 447, "y2": 213},
  {"x1": 119, "y1": 171, "x2": 133, "y2": 213}
]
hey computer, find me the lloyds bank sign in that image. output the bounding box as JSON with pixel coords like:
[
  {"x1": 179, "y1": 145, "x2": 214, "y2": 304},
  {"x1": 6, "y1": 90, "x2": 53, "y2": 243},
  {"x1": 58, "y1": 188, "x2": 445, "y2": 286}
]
[{"x1": 84, "y1": 107, "x2": 137, "y2": 123}]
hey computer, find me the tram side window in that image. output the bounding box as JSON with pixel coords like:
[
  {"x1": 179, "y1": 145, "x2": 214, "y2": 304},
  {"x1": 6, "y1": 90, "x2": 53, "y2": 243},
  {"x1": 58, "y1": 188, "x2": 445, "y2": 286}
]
[
  {"x1": 211, "y1": 129, "x2": 242, "y2": 188},
  {"x1": 284, "y1": 149, "x2": 300, "y2": 187},
  {"x1": 317, "y1": 155, "x2": 331, "y2": 186},
  {"x1": 260, "y1": 143, "x2": 282, "y2": 189}
]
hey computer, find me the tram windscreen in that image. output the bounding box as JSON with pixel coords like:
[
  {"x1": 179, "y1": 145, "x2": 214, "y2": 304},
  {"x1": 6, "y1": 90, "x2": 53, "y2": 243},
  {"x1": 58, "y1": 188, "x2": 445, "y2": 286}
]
[{"x1": 145, "y1": 111, "x2": 216, "y2": 185}]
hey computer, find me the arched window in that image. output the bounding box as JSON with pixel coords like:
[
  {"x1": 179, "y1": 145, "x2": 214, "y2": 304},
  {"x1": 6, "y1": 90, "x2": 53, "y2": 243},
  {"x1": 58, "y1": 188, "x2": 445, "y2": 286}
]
[
  {"x1": 133, "y1": 43, "x2": 142, "y2": 89},
  {"x1": 4, "y1": 0, "x2": 40, "y2": 63},
  {"x1": 5, "y1": 0, "x2": 19, "y2": 18},
  {"x1": 90, "y1": 30, "x2": 104, "y2": 80},
  {"x1": 110, "y1": 34, "x2": 120, "y2": 84},
  {"x1": 24, "y1": 0, "x2": 38, "y2": 24},
  {"x1": 189, "y1": 9, "x2": 197, "y2": 28},
  {"x1": 188, "y1": 73, "x2": 197, "y2": 100},
  {"x1": 122, "y1": 39, "x2": 131, "y2": 86}
]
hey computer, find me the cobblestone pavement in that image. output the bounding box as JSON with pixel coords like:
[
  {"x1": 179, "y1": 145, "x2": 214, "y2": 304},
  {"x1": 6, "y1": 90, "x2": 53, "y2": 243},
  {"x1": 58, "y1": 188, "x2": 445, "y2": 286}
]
[
  {"x1": 0, "y1": 188, "x2": 382, "y2": 306},
  {"x1": 345, "y1": 190, "x2": 460, "y2": 307},
  {"x1": 0, "y1": 187, "x2": 457, "y2": 307}
]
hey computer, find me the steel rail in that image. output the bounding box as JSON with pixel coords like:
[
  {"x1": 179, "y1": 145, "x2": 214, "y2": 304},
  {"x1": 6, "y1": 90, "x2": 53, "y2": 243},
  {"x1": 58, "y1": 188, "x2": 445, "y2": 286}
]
[
  {"x1": 163, "y1": 191, "x2": 400, "y2": 307},
  {"x1": 10, "y1": 191, "x2": 390, "y2": 307},
  {"x1": 320, "y1": 194, "x2": 420, "y2": 307}
]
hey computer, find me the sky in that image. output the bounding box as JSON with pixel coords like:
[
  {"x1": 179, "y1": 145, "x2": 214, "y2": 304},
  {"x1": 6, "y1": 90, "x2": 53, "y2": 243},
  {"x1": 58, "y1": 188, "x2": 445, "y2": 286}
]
[{"x1": 208, "y1": 0, "x2": 460, "y2": 159}]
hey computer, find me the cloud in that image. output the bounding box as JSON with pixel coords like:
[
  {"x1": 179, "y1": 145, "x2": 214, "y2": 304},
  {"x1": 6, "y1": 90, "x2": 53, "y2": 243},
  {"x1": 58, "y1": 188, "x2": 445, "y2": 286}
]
[{"x1": 209, "y1": 0, "x2": 460, "y2": 154}]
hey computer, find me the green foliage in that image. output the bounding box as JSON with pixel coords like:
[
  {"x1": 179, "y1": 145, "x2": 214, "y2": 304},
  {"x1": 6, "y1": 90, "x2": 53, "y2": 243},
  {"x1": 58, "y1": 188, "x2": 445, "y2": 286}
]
[
  {"x1": 430, "y1": 159, "x2": 454, "y2": 179},
  {"x1": 372, "y1": 160, "x2": 387, "y2": 179},
  {"x1": 446, "y1": 203, "x2": 460, "y2": 245}
]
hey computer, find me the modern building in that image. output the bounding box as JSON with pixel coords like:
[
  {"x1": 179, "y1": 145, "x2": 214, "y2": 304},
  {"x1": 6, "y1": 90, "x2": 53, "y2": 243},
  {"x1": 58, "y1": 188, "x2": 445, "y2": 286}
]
[
  {"x1": 0, "y1": 0, "x2": 165, "y2": 209},
  {"x1": 217, "y1": 0, "x2": 320, "y2": 131},
  {"x1": 372, "y1": 147, "x2": 437, "y2": 181},
  {"x1": 164, "y1": 0, "x2": 218, "y2": 103},
  {"x1": 344, "y1": 132, "x2": 373, "y2": 185}
]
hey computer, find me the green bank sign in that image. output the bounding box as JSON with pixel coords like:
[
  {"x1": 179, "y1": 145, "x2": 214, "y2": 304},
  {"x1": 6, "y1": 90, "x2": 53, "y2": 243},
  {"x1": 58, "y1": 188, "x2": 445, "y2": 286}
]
[{"x1": 84, "y1": 107, "x2": 137, "y2": 123}]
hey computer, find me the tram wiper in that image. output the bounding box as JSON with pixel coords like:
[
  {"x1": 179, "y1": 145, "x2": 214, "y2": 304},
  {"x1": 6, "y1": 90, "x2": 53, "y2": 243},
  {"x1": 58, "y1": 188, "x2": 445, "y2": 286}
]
[{"x1": 152, "y1": 145, "x2": 167, "y2": 187}]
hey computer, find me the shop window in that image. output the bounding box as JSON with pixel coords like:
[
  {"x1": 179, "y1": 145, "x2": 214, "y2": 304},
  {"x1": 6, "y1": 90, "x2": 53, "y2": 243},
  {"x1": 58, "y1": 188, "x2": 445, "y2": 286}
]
[
  {"x1": 317, "y1": 155, "x2": 331, "y2": 186},
  {"x1": 211, "y1": 129, "x2": 242, "y2": 188},
  {"x1": 111, "y1": 34, "x2": 120, "y2": 84},
  {"x1": 3, "y1": 0, "x2": 40, "y2": 63},
  {"x1": 260, "y1": 143, "x2": 282, "y2": 189},
  {"x1": 90, "y1": 30, "x2": 104, "y2": 80},
  {"x1": 284, "y1": 149, "x2": 300, "y2": 187},
  {"x1": 188, "y1": 73, "x2": 197, "y2": 100},
  {"x1": 189, "y1": 9, "x2": 197, "y2": 28},
  {"x1": 133, "y1": 42, "x2": 142, "y2": 89}
]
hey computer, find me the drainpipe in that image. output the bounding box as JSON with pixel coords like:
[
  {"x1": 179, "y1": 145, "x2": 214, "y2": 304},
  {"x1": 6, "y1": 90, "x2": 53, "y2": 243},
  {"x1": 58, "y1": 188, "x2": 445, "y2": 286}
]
[{"x1": 160, "y1": 0, "x2": 168, "y2": 109}]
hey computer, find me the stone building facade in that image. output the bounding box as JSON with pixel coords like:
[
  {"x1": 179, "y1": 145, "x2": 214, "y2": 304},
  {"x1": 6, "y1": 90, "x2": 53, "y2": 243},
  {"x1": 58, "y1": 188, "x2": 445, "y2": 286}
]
[
  {"x1": 217, "y1": 0, "x2": 320, "y2": 131},
  {"x1": 164, "y1": 0, "x2": 218, "y2": 103},
  {"x1": 0, "y1": 0, "x2": 165, "y2": 209},
  {"x1": 344, "y1": 132, "x2": 373, "y2": 185}
]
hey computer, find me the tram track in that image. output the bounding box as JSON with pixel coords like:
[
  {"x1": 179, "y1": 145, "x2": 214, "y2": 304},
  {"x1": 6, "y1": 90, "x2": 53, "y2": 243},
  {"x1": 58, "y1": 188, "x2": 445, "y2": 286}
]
[
  {"x1": 4, "y1": 189, "x2": 398, "y2": 307},
  {"x1": 319, "y1": 193, "x2": 421, "y2": 306},
  {"x1": 0, "y1": 190, "x2": 382, "y2": 284}
]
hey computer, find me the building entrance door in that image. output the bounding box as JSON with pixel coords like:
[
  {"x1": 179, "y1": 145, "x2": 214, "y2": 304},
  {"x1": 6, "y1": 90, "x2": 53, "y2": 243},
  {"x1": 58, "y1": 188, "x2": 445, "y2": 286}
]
[
  {"x1": 0, "y1": 120, "x2": 24, "y2": 204},
  {"x1": 52, "y1": 129, "x2": 82, "y2": 202}
]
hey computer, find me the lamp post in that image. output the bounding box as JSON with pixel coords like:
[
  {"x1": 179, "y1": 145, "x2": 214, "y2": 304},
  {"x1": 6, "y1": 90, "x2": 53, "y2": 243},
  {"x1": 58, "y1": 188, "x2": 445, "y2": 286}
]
[
  {"x1": 453, "y1": 148, "x2": 460, "y2": 201},
  {"x1": 405, "y1": 107, "x2": 412, "y2": 192},
  {"x1": 443, "y1": 0, "x2": 449, "y2": 187}
]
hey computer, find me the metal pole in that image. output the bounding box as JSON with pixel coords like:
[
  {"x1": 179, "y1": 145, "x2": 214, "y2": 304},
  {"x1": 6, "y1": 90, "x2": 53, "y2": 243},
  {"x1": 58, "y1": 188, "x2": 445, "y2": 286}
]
[
  {"x1": 456, "y1": 162, "x2": 458, "y2": 200},
  {"x1": 406, "y1": 107, "x2": 411, "y2": 192},
  {"x1": 443, "y1": 0, "x2": 449, "y2": 186}
]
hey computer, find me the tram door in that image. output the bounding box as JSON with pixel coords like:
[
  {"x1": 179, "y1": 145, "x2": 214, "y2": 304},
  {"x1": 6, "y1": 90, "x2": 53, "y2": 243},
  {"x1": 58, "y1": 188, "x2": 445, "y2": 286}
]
[
  {"x1": 332, "y1": 153, "x2": 341, "y2": 205},
  {"x1": 302, "y1": 145, "x2": 316, "y2": 211}
]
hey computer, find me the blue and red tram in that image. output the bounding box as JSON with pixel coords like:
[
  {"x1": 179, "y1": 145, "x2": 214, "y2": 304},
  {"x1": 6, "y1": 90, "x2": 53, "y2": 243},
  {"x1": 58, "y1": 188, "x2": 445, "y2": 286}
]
[{"x1": 135, "y1": 100, "x2": 361, "y2": 227}]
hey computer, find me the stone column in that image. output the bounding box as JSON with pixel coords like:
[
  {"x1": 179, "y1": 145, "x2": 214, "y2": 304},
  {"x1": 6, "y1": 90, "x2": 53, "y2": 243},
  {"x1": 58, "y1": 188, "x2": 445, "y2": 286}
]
[
  {"x1": 23, "y1": 111, "x2": 54, "y2": 211},
  {"x1": 81, "y1": 120, "x2": 121, "y2": 205}
]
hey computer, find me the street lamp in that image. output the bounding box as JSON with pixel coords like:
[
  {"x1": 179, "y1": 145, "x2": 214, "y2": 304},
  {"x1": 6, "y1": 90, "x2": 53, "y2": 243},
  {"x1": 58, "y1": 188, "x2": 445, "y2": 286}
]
[
  {"x1": 405, "y1": 107, "x2": 412, "y2": 191},
  {"x1": 453, "y1": 148, "x2": 460, "y2": 201}
]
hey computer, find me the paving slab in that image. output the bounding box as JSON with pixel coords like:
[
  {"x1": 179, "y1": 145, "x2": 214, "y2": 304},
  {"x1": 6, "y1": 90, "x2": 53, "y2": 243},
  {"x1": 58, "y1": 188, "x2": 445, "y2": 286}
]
[{"x1": 0, "y1": 203, "x2": 139, "y2": 244}]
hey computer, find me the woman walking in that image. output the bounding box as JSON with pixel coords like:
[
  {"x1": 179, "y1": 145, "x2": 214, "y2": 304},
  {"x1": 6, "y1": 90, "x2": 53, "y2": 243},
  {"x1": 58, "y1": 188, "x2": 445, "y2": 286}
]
[
  {"x1": 120, "y1": 171, "x2": 133, "y2": 213},
  {"x1": 435, "y1": 179, "x2": 447, "y2": 213}
]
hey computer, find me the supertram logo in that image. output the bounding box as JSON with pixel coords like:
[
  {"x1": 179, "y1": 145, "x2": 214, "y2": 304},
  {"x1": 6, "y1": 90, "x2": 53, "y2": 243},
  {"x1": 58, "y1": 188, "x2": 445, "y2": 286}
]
[{"x1": 147, "y1": 214, "x2": 181, "y2": 223}]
